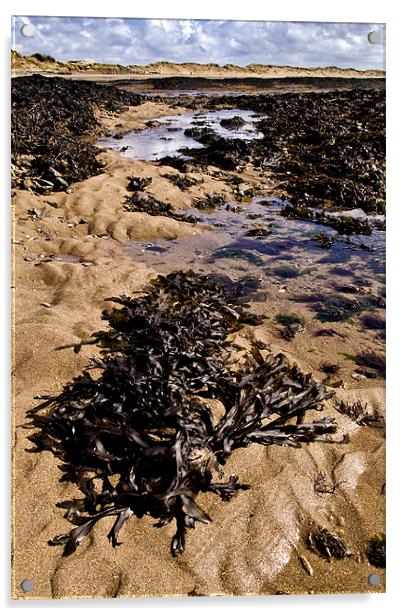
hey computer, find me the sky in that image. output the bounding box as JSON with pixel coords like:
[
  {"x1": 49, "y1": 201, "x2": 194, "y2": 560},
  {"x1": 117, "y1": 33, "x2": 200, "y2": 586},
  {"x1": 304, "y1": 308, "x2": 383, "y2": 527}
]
[{"x1": 12, "y1": 16, "x2": 385, "y2": 70}]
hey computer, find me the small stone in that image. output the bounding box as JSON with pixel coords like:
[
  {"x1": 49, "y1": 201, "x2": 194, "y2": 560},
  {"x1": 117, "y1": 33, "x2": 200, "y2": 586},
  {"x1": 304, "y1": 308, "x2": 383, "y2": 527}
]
[
  {"x1": 299, "y1": 554, "x2": 313, "y2": 576},
  {"x1": 40, "y1": 302, "x2": 52, "y2": 308},
  {"x1": 352, "y1": 372, "x2": 367, "y2": 381}
]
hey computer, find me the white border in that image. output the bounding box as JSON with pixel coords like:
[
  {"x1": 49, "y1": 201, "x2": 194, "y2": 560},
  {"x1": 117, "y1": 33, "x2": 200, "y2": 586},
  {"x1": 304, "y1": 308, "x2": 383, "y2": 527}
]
[{"x1": 2, "y1": 1, "x2": 402, "y2": 614}]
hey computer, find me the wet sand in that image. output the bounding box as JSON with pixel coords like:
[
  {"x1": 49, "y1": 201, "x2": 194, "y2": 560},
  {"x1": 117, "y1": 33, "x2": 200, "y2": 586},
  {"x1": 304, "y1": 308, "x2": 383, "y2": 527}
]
[{"x1": 12, "y1": 96, "x2": 385, "y2": 599}]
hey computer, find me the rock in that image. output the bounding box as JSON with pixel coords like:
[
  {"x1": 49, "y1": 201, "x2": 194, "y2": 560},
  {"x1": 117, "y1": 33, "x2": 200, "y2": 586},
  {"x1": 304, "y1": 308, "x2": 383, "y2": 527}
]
[
  {"x1": 351, "y1": 372, "x2": 367, "y2": 381},
  {"x1": 219, "y1": 116, "x2": 246, "y2": 130},
  {"x1": 145, "y1": 120, "x2": 161, "y2": 128},
  {"x1": 27, "y1": 208, "x2": 43, "y2": 219},
  {"x1": 299, "y1": 554, "x2": 313, "y2": 576}
]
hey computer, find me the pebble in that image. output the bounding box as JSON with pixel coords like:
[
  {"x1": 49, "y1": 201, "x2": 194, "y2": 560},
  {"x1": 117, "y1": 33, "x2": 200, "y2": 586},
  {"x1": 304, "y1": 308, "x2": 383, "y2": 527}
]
[
  {"x1": 351, "y1": 372, "x2": 367, "y2": 381},
  {"x1": 39, "y1": 302, "x2": 52, "y2": 308},
  {"x1": 299, "y1": 554, "x2": 314, "y2": 576}
]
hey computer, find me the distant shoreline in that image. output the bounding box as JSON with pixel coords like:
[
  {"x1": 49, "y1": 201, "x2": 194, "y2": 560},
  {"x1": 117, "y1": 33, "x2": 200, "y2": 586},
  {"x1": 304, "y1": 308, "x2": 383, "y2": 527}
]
[{"x1": 11, "y1": 51, "x2": 385, "y2": 80}]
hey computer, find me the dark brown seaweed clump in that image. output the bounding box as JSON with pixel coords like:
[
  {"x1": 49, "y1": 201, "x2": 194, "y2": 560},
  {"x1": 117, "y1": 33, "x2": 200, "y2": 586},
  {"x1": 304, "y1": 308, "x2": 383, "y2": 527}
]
[
  {"x1": 335, "y1": 400, "x2": 384, "y2": 427},
  {"x1": 306, "y1": 527, "x2": 351, "y2": 560},
  {"x1": 193, "y1": 192, "x2": 225, "y2": 209},
  {"x1": 219, "y1": 116, "x2": 246, "y2": 130},
  {"x1": 281, "y1": 205, "x2": 373, "y2": 236},
  {"x1": 26, "y1": 271, "x2": 340, "y2": 557},
  {"x1": 124, "y1": 177, "x2": 199, "y2": 223},
  {"x1": 354, "y1": 352, "x2": 386, "y2": 379},
  {"x1": 162, "y1": 173, "x2": 204, "y2": 191},
  {"x1": 11, "y1": 75, "x2": 143, "y2": 193},
  {"x1": 320, "y1": 362, "x2": 341, "y2": 376},
  {"x1": 366, "y1": 534, "x2": 386, "y2": 568}
]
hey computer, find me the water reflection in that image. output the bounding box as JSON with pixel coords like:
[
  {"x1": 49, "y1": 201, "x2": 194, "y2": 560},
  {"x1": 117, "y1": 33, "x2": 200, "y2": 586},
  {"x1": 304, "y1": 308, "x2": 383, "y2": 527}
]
[{"x1": 97, "y1": 108, "x2": 264, "y2": 161}]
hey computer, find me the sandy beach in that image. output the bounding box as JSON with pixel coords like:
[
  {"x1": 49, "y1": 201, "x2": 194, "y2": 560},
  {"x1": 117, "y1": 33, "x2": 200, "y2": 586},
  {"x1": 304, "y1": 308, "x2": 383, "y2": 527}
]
[{"x1": 11, "y1": 71, "x2": 385, "y2": 599}]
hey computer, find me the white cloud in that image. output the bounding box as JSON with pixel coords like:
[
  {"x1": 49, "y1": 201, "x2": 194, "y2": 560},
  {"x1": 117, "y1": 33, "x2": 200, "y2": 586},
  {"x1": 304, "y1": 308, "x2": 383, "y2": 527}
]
[{"x1": 12, "y1": 16, "x2": 385, "y2": 70}]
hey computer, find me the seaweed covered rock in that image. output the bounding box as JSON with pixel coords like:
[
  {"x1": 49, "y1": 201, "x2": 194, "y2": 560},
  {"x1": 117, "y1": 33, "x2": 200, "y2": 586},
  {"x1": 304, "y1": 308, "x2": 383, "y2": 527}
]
[
  {"x1": 26, "y1": 271, "x2": 340, "y2": 557},
  {"x1": 124, "y1": 177, "x2": 199, "y2": 223},
  {"x1": 207, "y1": 88, "x2": 386, "y2": 214},
  {"x1": 183, "y1": 135, "x2": 252, "y2": 171},
  {"x1": 281, "y1": 204, "x2": 373, "y2": 236},
  {"x1": 11, "y1": 74, "x2": 144, "y2": 193},
  {"x1": 220, "y1": 116, "x2": 246, "y2": 130}
]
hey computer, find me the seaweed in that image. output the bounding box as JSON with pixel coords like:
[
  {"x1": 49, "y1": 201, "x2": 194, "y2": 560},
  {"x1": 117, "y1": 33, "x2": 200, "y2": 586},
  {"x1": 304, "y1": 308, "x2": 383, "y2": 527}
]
[
  {"x1": 211, "y1": 247, "x2": 264, "y2": 266},
  {"x1": 314, "y1": 328, "x2": 347, "y2": 339},
  {"x1": 272, "y1": 265, "x2": 301, "y2": 279},
  {"x1": 245, "y1": 227, "x2": 272, "y2": 238},
  {"x1": 193, "y1": 193, "x2": 225, "y2": 210},
  {"x1": 183, "y1": 135, "x2": 252, "y2": 171},
  {"x1": 219, "y1": 116, "x2": 246, "y2": 130},
  {"x1": 360, "y1": 313, "x2": 386, "y2": 331},
  {"x1": 306, "y1": 527, "x2": 351, "y2": 560},
  {"x1": 335, "y1": 400, "x2": 384, "y2": 427},
  {"x1": 303, "y1": 293, "x2": 368, "y2": 323},
  {"x1": 313, "y1": 471, "x2": 343, "y2": 495},
  {"x1": 162, "y1": 173, "x2": 204, "y2": 191},
  {"x1": 366, "y1": 534, "x2": 386, "y2": 568},
  {"x1": 206, "y1": 89, "x2": 384, "y2": 215},
  {"x1": 281, "y1": 205, "x2": 373, "y2": 236},
  {"x1": 314, "y1": 234, "x2": 335, "y2": 249},
  {"x1": 354, "y1": 352, "x2": 386, "y2": 379},
  {"x1": 320, "y1": 363, "x2": 341, "y2": 376},
  {"x1": 26, "y1": 270, "x2": 340, "y2": 558},
  {"x1": 124, "y1": 177, "x2": 199, "y2": 223},
  {"x1": 127, "y1": 176, "x2": 152, "y2": 192},
  {"x1": 275, "y1": 313, "x2": 305, "y2": 327},
  {"x1": 11, "y1": 75, "x2": 143, "y2": 193},
  {"x1": 280, "y1": 324, "x2": 305, "y2": 341},
  {"x1": 183, "y1": 126, "x2": 213, "y2": 140}
]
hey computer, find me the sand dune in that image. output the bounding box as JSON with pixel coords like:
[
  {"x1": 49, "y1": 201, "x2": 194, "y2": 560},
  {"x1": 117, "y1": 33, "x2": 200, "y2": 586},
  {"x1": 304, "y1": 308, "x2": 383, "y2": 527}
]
[{"x1": 11, "y1": 51, "x2": 385, "y2": 79}]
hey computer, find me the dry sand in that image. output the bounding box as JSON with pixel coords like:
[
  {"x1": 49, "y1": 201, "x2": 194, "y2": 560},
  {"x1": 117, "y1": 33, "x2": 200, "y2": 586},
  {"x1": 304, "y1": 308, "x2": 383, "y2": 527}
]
[{"x1": 12, "y1": 100, "x2": 385, "y2": 599}]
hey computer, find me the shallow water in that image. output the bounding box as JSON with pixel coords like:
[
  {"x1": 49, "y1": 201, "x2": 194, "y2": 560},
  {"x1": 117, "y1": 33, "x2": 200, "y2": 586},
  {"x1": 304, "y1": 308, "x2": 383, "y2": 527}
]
[
  {"x1": 97, "y1": 108, "x2": 264, "y2": 161},
  {"x1": 104, "y1": 105, "x2": 385, "y2": 337},
  {"x1": 123, "y1": 198, "x2": 385, "y2": 281}
]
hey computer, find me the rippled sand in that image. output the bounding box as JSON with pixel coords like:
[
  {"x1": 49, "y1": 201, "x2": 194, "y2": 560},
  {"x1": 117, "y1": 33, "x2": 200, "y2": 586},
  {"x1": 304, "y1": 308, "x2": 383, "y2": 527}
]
[{"x1": 12, "y1": 100, "x2": 385, "y2": 599}]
